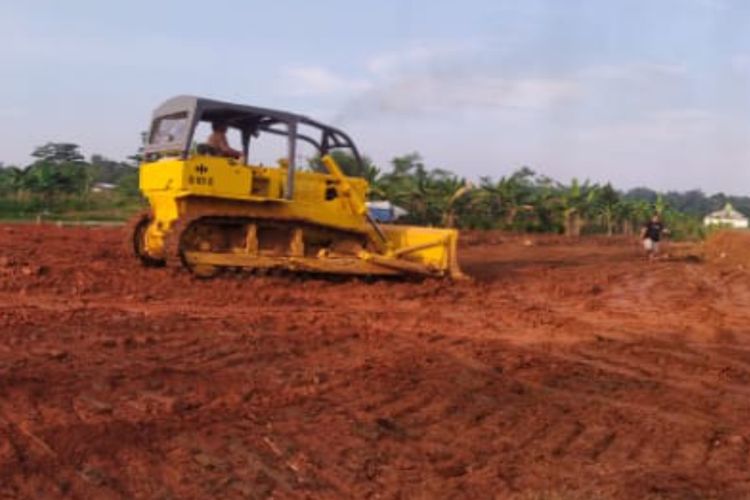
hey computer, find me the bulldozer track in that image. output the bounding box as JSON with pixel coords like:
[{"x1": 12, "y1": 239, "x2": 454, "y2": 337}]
[{"x1": 161, "y1": 213, "x2": 383, "y2": 278}]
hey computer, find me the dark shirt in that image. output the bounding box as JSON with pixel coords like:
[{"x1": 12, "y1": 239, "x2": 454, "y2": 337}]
[{"x1": 644, "y1": 221, "x2": 664, "y2": 241}]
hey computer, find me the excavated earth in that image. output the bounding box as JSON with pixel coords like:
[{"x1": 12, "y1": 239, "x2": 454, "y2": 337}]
[{"x1": 2, "y1": 224, "x2": 750, "y2": 499}]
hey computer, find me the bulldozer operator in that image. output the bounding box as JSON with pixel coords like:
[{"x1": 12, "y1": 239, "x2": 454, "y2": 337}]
[{"x1": 206, "y1": 121, "x2": 242, "y2": 160}]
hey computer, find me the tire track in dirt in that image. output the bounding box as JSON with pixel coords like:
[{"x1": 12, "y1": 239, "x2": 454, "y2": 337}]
[
  {"x1": 3, "y1": 226, "x2": 750, "y2": 497},
  {"x1": 388, "y1": 328, "x2": 750, "y2": 480}
]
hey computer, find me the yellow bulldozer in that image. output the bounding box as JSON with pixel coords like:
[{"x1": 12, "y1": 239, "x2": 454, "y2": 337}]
[{"x1": 129, "y1": 95, "x2": 464, "y2": 279}]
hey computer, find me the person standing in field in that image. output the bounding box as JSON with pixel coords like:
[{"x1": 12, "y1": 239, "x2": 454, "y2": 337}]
[{"x1": 641, "y1": 213, "x2": 669, "y2": 260}]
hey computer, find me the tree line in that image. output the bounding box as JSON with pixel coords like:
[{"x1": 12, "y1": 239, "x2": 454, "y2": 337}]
[
  {"x1": 0, "y1": 142, "x2": 746, "y2": 237},
  {"x1": 327, "y1": 151, "x2": 741, "y2": 239},
  {"x1": 0, "y1": 142, "x2": 139, "y2": 219}
]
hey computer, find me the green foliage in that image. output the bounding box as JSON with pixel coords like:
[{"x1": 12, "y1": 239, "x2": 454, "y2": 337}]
[
  {"x1": 374, "y1": 153, "x2": 467, "y2": 226},
  {"x1": 0, "y1": 143, "x2": 734, "y2": 240},
  {"x1": 31, "y1": 142, "x2": 85, "y2": 164},
  {"x1": 0, "y1": 142, "x2": 143, "y2": 220},
  {"x1": 625, "y1": 187, "x2": 750, "y2": 219},
  {"x1": 24, "y1": 161, "x2": 90, "y2": 199},
  {"x1": 314, "y1": 150, "x2": 717, "y2": 239},
  {"x1": 115, "y1": 170, "x2": 140, "y2": 198},
  {"x1": 0, "y1": 166, "x2": 24, "y2": 195},
  {"x1": 91, "y1": 154, "x2": 138, "y2": 184}
]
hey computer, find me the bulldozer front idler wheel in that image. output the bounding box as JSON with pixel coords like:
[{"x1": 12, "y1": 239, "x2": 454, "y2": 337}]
[
  {"x1": 128, "y1": 212, "x2": 165, "y2": 267},
  {"x1": 164, "y1": 216, "x2": 222, "y2": 278}
]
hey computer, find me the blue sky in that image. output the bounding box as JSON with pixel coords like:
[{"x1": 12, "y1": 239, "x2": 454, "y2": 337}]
[{"x1": 2, "y1": 0, "x2": 750, "y2": 193}]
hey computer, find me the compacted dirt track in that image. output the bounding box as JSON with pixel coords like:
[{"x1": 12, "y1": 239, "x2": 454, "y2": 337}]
[{"x1": 2, "y1": 225, "x2": 750, "y2": 499}]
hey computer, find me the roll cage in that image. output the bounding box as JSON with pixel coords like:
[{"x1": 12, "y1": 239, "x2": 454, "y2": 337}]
[{"x1": 143, "y1": 95, "x2": 365, "y2": 199}]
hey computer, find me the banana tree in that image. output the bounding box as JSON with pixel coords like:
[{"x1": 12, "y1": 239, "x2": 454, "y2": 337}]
[
  {"x1": 623, "y1": 199, "x2": 653, "y2": 235},
  {"x1": 654, "y1": 194, "x2": 667, "y2": 215},
  {"x1": 560, "y1": 178, "x2": 600, "y2": 237},
  {"x1": 475, "y1": 167, "x2": 536, "y2": 230},
  {"x1": 595, "y1": 183, "x2": 619, "y2": 236},
  {"x1": 613, "y1": 199, "x2": 636, "y2": 235},
  {"x1": 378, "y1": 153, "x2": 466, "y2": 226},
  {"x1": 0, "y1": 166, "x2": 25, "y2": 198},
  {"x1": 441, "y1": 181, "x2": 474, "y2": 228},
  {"x1": 531, "y1": 175, "x2": 564, "y2": 233}
]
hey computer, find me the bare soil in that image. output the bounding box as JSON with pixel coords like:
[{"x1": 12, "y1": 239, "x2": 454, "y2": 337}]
[
  {"x1": 1, "y1": 225, "x2": 750, "y2": 499},
  {"x1": 705, "y1": 229, "x2": 750, "y2": 270}
]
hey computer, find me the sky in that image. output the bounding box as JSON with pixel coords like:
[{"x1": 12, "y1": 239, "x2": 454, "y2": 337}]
[{"x1": 2, "y1": 0, "x2": 750, "y2": 194}]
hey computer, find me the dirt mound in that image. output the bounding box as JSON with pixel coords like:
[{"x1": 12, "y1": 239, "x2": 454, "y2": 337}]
[
  {"x1": 704, "y1": 229, "x2": 750, "y2": 268},
  {"x1": 2, "y1": 224, "x2": 750, "y2": 498}
]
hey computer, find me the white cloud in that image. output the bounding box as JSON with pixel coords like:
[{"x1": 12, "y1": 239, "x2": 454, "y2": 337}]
[
  {"x1": 355, "y1": 75, "x2": 579, "y2": 113},
  {"x1": 281, "y1": 42, "x2": 722, "y2": 191},
  {"x1": 280, "y1": 38, "x2": 493, "y2": 101},
  {"x1": 328, "y1": 39, "x2": 580, "y2": 116},
  {"x1": 579, "y1": 63, "x2": 687, "y2": 82},
  {"x1": 281, "y1": 66, "x2": 371, "y2": 96},
  {"x1": 366, "y1": 40, "x2": 484, "y2": 77},
  {"x1": 303, "y1": 42, "x2": 690, "y2": 119}
]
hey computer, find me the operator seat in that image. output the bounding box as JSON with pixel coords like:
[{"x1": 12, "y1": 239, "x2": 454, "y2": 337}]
[{"x1": 196, "y1": 143, "x2": 220, "y2": 156}]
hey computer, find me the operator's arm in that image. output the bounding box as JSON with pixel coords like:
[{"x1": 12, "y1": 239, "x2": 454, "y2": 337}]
[{"x1": 218, "y1": 135, "x2": 242, "y2": 159}]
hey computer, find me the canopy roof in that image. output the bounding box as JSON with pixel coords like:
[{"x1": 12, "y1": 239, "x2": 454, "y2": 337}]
[
  {"x1": 143, "y1": 95, "x2": 363, "y2": 165},
  {"x1": 151, "y1": 95, "x2": 310, "y2": 130}
]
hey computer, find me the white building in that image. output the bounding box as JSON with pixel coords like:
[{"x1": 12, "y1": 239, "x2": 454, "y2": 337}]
[
  {"x1": 704, "y1": 203, "x2": 749, "y2": 229},
  {"x1": 91, "y1": 182, "x2": 117, "y2": 193}
]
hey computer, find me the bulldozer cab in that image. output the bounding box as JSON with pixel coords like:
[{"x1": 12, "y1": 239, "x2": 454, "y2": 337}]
[{"x1": 144, "y1": 95, "x2": 366, "y2": 200}]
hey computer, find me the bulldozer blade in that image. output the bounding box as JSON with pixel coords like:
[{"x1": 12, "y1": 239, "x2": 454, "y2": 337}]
[{"x1": 380, "y1": 224, "x2": 466, "y2": 280}]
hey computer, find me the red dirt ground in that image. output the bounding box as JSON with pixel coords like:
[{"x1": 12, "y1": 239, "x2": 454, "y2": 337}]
[
  {"x1": 705, "y1": 230, "x2": 750, "y2": 270},
  {"x1": 1, "y1": 225, "x2": 750, "y2": 499}
]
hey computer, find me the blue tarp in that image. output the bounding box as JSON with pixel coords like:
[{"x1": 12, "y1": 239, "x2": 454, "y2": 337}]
[{"x1": 366, "y1": 201, "x2": 407, "y2": 222}]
